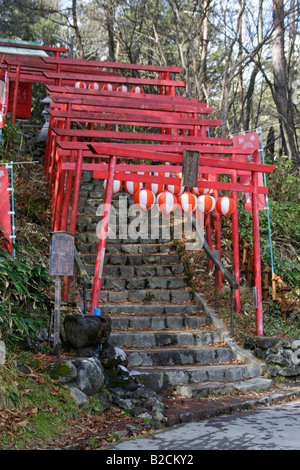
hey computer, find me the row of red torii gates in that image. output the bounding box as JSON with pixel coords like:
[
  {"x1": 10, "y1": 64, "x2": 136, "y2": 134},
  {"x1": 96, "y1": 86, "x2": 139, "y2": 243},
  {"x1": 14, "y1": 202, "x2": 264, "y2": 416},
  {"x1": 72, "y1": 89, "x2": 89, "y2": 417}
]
[{"x1": 0, "y1": 44, "x2": 276, "y2": 336}]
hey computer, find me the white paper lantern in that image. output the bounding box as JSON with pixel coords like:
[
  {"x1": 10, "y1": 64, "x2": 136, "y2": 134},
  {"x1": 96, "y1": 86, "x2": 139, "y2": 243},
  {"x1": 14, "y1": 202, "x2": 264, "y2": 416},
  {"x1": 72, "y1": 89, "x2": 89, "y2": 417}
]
[
  {"x1": 103, "y1": 179, "x2": 122, "y2": 195},
  {"x1": 134, "y1": 189, "x2": 155, "y2": 211},
  {"x1": 157, "y1": 190, "x2": 177, "y2": 214},
  {"x1": 197, "y1": 194, "x2": 216, "y2": 213},
  {"x1": 177, "y1": 192, "x2": 197, "y2": 213}
]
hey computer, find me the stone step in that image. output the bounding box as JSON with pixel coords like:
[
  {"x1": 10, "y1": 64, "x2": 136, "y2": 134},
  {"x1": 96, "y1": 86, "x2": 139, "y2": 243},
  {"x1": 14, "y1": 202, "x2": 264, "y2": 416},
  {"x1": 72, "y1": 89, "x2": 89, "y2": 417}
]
[
  {"x1": 77, "y1": 225, "x2": 175, "y2": 241},
  {"x1": 105, "y1": 314, "x2": 209, "y2": 330},
  {"x1": 77, "y1": 238, "x2": 174, "y2": 251},
  {"x1": 126, "y1": 345, "x2": 234, "y2": 367},
  {"x1": 86, "y1": 288, "x2": 195, "y2": 303},
  {"x1": 84, "y1": 276, "x2": 188, "y2": 290},
  {"x1": 109, "y1": 329, "x2": 222, "y2": 348},
  {"x1": 79, "y1": 243, "x2": 177, "y2": 256},
  {"x1": 99, "y1": 304, "x2": 204, "y2": 315},
  {"x1": 100, "y1": 264, "x2": 185, "y2": 278},
  {"x1": 130, "y1": 364, "x2": 261, "y2": 393},
  {"x1": 176, "y1": 377, "x2": 273, "y2": 398},
  {"x1": 78, "y1": 251, "x2": 181, "y2": 266}
]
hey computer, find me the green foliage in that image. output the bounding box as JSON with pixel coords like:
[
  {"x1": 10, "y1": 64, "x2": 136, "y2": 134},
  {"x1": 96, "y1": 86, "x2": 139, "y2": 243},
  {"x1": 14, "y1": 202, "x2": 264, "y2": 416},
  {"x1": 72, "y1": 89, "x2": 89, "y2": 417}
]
[
  {"x1": 0, "y1": 245, "x2": 53, "y2": 345},
  {"x1": 238, "y1": 157, "x2": 300, "y2": 289},
  {"x1": 262, "y1": 301, "x2": 300, "y2": 338},
  {"x1": 0, "y1": 121, "x2": 21, "y2": 161}
]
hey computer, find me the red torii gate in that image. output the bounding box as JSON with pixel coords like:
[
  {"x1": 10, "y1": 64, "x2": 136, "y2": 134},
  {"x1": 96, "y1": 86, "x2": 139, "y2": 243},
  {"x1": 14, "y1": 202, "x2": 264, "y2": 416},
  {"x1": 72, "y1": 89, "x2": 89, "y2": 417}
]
[
  {"x1": 73, "y1": 143, "x2": 274, "y2": 336},
  {"x1": 51, "y1": 129, "x2": 274, "y2": 336},
  {"x1": 40, "y1": 59, "x2": 276, "y2": 336},
  {"x1": 0, "y1": 41, "x2": 69, "y2": 123}
]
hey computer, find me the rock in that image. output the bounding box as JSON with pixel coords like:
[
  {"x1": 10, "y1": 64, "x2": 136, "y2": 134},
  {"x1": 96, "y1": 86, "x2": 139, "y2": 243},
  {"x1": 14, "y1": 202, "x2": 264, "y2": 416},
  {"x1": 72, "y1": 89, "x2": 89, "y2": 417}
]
[
  {"x1": 152, "y1": 406, "x2": 165, "y2": 422},
  {"x1": 75, "y1": 357, "x2": 106, "y2": 395},
  {"x1": 126, "y1": 423, "x2": 143, "y2": 435},
  {"x1": 136, "y1": 411, "x2": 151, "y2": 420},
  {"x1": 64, "y1": 314, "x2": 111, "y2": 350},
  {"x1": 74, "y1": 346, "x2": 101, "y2": 358},
  {"x1": 244, "y1": 336, "x2": 300, "y2": 378},
  {"x1": 17, "y1": 363, "x2": 32, "y2": 375},
  {"x1": 67, "y1": 385, "x2": 89, "y2": 409},
  {"x1": 113, "y1": 429, "x2": 130, "y2": 440},
  {"x1": 111, "y1": 396, "x2": 135, "y2": 411},
  {"x1": 100, "y1": 344, "x2": 130, "y2": 388},
  {"x1": 36, "y1": 327, "x2": 50, "y2": 342},
  {"x1": 93, "y1": 392, "x2": 111, "y2": 412},
  {"x1": 45, "y1": 360, "x2": 78, "y2": 383}
]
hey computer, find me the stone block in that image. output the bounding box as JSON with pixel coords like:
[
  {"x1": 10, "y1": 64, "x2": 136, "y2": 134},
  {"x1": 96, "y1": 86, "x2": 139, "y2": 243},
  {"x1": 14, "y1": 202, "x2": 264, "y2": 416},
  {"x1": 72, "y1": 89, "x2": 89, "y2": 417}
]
[
  {"x1": 148, "y1": 278, "x2": 168, "y2": 290},
  {"x1": 108, "y1": 291, "x2": 129, "y2": 302}
]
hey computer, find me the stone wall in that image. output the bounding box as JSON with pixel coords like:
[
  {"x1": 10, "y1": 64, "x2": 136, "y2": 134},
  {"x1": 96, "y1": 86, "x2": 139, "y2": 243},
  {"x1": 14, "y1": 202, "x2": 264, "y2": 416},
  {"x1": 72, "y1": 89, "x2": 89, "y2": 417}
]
[
  {"x1": 244, "y1": 336, "x2": 300, "y2": 378},
  {"x1": 43, "y1": 314, "x2": 167, "y2": 429}
]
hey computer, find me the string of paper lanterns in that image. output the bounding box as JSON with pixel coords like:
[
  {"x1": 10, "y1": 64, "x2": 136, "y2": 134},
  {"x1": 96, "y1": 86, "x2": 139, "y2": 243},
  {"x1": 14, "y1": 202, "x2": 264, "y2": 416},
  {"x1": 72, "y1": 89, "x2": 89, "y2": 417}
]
[
  {"x1": 103, "y1": 171, "x2": 235, "y2": 215},
  {"x1": 74, "y1": 82, "x2": 145, "y2": 93},
  {"x1": 73, "y1": 82, "x2": 236, "y2": 216}
]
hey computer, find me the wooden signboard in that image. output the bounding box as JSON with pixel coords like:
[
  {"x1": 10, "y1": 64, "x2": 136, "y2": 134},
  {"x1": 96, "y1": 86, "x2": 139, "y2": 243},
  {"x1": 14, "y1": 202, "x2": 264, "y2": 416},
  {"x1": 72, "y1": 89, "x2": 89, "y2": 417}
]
[
  {"x1": 50, "y1": 231, "x2": 75, "y2": 276},
  {"x1": 181, "y1": 149, "x2": 200, "y2": 187},
  {"x1": 49, "y1": 231, "x2": 75, "y2": 355}
]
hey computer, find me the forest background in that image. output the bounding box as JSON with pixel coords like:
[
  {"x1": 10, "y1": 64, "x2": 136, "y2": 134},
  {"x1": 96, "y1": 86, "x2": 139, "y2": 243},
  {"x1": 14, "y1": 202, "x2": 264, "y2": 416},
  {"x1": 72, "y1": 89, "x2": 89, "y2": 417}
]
[
  {"x1": 1, "y1": 0, "x2": 299, "y2": 161},
  {"x1": 0, "y1": 0, "x2": 299, "y2": 337},
  {"x1": 0, "y1": 0, "x2": 299, "y2": 449}
]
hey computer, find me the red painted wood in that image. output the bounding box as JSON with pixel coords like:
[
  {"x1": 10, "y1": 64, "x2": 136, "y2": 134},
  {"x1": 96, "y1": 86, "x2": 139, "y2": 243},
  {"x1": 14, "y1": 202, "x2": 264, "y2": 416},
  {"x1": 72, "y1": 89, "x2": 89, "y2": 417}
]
[
  {"x1": 90, "y1": 156, "x2": 118, "y2": 315},
  {"x1": 46, "y1": 85, "x2": 200, "y2": 102},
  {"x1": 231, "y1": 154, "x2": 241, "y2": 313},
  {"x1": 48, "y1": 93, "x2": 209, "y2": 114},
  {"x1": 48, "y1": 111, "x2": 214, "y2": 129},
  {"x1": 60, "y1": 150, "x2": 76, "y2": 232},
  {"x1": 3, "y1": 57, "x2": 122, "y2": 77},
  {"x1": 57, "y1": 154, "x2": 251, "y2": 177},
  {"x1": 0, "y1": 41, "x2": 68, "y2": 53},
  {"x1": 51, "y1": 128, "x2": 234, "y2": 144},
  {"x1": 43, "y1": 71, "x2": 186, "y2": 88},
  {"x1": 42, "y1": 56, "x2": 185, "y2": 73},
  {"x1": 252, "y1": 170, "x2": 264, "y2": 335},
  {"x1": 56, "y1": 137, "x2": 233, "y2": 150},
  {"x1": 198, "y1": 156, "x2": 276, "y2": 173},
  {"x1": 11, "y1": 64, "x2": 20, "y2": 125},
  {"x1": 58, "y1": 161, "x2": 268, "y2": 194}
]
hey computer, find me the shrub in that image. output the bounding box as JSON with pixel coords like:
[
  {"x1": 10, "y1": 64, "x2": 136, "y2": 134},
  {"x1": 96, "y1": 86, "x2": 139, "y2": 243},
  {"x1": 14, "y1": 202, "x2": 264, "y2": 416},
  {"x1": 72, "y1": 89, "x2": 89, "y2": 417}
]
[{"x1": 0, "y1": 245, "x2": 53, "y2": 346}]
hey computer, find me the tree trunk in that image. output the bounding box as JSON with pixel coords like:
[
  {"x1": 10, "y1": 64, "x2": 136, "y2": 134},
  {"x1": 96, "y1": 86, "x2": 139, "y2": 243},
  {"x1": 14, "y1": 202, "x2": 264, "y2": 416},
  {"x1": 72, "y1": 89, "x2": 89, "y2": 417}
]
[
  {"x1": 238, "y1": 0, "x2": 244, "y2": 131},
  {"x1": 106, "y1": 1, "x2": 116, "y2": 61},
  {"x1": 198, "y1": 0, "x2": 210, "y2": 102},
  {"x1": 272, "y1": 0, "x2": 299, "y2": 165},
  {"x1": 72, "y1": 0, "x2": 85, "y2": 59},
  {"x1": 244, "y1": 0, "x2": 263, "y2": 131}
]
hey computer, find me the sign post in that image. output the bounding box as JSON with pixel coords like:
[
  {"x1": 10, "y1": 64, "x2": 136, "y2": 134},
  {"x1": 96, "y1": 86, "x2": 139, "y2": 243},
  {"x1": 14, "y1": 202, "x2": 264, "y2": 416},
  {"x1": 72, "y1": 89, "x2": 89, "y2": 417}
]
[
  {"x1": 181, "y1": 149, "x2": 200, "y2": 187},
  {"x1": 49, "y1": 231, "x2": 75, "y2": 355}
]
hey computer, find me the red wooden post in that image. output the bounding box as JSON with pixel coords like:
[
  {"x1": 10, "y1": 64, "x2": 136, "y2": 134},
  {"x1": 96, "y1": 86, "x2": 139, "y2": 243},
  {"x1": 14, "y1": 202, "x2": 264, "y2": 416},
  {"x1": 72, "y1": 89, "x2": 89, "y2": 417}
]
[
  {"x1": 53, "y1": 153, "x2": 67, "y2": 231},
  {"x1": 62, "y1": 149, "x2": 84, "y2": 301},
  {"x1": 44, "y1": 115, "x2": 54, "y2": 176},
  {"x1": 53, "y1": 112, "x2": 71, "y2": 230},
  {"x1": 47, "y1": 131, "x2": 58, "y2": 188},
  {"x1": 213, "y1": 175, "x2": 222, "y2": 289},
  {"x1": 60, "y1": 148, "x2": 77, "y2": 231},
  {"x1": 252, "y1": 170, "x2": 263, "y2": 335},
  {"x1": 11, "y1": 64, "x2": 20, "y2": 125},
  {"x1": 90, "y1": 155, "x2": 117, "y2": 315},
  {"x1": 51, "y1": 147, "x2": 61, "y2": 226},
  {"x1": 231, "y1": 155, "x2": 241, "y2": 313},
  {"x1": 205, "y1": 212, "x2": 213, "y2": 270}
]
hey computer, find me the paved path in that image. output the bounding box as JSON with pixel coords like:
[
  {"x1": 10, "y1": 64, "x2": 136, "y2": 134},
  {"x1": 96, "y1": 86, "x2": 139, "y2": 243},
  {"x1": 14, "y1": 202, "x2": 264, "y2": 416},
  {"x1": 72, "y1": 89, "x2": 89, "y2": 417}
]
[{"x1": 112, "y1": 399, "x2": 300, "y2": 450}]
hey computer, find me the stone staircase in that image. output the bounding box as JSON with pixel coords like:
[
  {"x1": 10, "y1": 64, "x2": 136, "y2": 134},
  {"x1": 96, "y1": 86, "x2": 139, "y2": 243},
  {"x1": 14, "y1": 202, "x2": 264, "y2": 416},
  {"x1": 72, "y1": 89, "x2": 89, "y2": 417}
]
[{"x1": 75, "y1": 173, "x2": 270, "y2": 396}]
